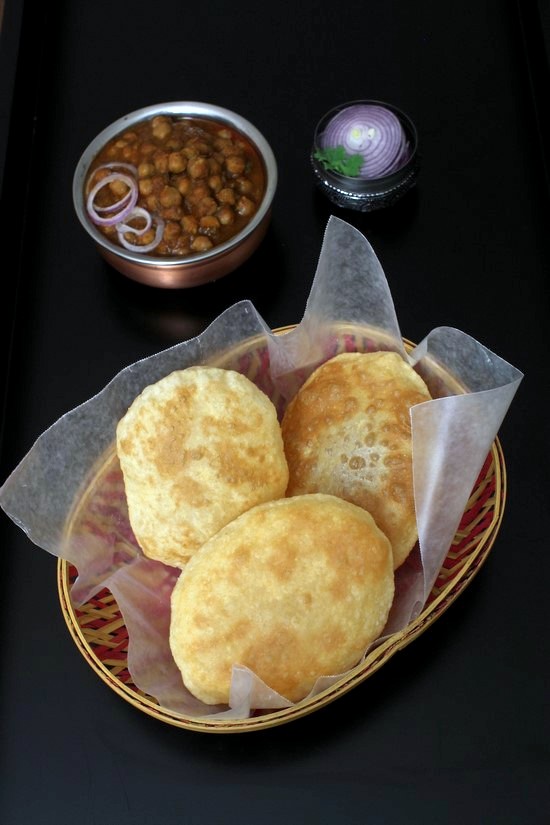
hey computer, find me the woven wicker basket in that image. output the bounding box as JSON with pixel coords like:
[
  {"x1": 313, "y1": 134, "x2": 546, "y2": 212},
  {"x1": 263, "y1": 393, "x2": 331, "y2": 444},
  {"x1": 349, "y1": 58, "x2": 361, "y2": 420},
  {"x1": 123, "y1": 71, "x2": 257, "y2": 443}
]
[{"x1": 57, "y1": 327, "x2": 506, "y2": 732}]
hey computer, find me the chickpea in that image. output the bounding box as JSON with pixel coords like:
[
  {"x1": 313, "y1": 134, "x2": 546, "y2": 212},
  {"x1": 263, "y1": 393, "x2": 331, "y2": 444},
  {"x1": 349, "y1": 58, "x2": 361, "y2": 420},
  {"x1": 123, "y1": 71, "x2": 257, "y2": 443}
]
[
  {"x1": 109, "y1": 178, "x2": 130, "y2": 198},
  {"x1": 138, "y1": 162, "x2": 155, "y2": 178},
  {"x1": 166, "y1": 138, "x2": 182, "y2": 151},
  {"x1": 215, "y1": 137, "x2": 233, "y2": 154},
  {"x1": 217, "y1": 187, "x2": 236, "y2": 205},
  {"x1": 153, "y1": 151, "x2": 169, "y2": 174},
  {"x1": 217, "y1": 128, "x2": 232, "y2": 140},
  {"x1": 168, "y1": 152, "x2": 186, "y2": 173},
  {"x1": 138, "y1": 177, "x2": 154, "y2": 196},
  {"x1": 176, "y1": 175, "x2": 191, "y2": 196},
  {"x1": 90, "y1": 167, "x2": 110, "y2": 184},
  {"x1": 191, "y1": 235, "x2": 213, "y2": 252},
  {"x1": 217, "y1": 205, "x2": 235, "y2": 226},
  {"x1": 188, "y1": 157, "x2": 209, "y2": 179},
  {"x1": 115, "y1": 139, "x2": 128, "y2": 149},
  {"x1": 139, "y1": 228, "x2": 157, "y2": 246},
  {"x1": 152, "y1": 116, "x2": 172, "y2": 140},
  {"x1": 208, "y1": 174, "x2": 223, "y2": 193},
  {"x1": 236, "y1": 195, "x2": 256, "y2": 217},
  {"x1": 122, "y1": 130, "x2": 138, "y2": 143},
  {"x1": 140, "y1": 141, "x2": 157, "y2": 157},
  {"x1": 223, "y1": 143, "x2": 240, "y2": 158},
  {"x1": 225, "y1": 155, "x2": 246, "y2": 176},
  {"x1": 190, "y1": 139, "x2": 210, "y2": 155},
  {"x1": 121, "y1": 145, "x2": 139, "y2": 163},
  {"x1": 159, "y1": 186, "x2": 182, "y2": 208},
  {"x1": 173, "y1": 236, "x2": 191, "y2": 255},
  {"x1": 163, "y1": 221, "x2": 182, "y2": 244},
  {"x1": 181, "y1": 214, "x2": 199, "y2": 234},
  {"x1": 196, "y1": 196, "x2": 218, "y2": 217},
  {"x1": 236, "y1": 177, "x2": 254, "y2": 195},
  {"x1": 186, "y1": 183, "x2": 209, "y2": 205},
  {"x1": 208, "y1": 157, "x2": 222, "y2": 175},
  {"x1": 145, "y1": 194, "x2": 159, "y2": 211},
  {"x1": 150, "y1": 175, "x2": 165, "y2": 195},
  {"x1": 199, "y1": 215, "x2": 220, "y2": 236},
  {"x1": 162, "y1": 205, "x2": 183, "y2": 221}
]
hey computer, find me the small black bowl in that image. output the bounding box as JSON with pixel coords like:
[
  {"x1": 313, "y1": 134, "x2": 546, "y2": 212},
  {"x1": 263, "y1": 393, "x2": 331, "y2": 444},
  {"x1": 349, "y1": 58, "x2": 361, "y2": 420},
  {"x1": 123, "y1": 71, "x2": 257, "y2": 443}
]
[{"x1": 311, "y1": 99, "x2": 420, "y2": 212}]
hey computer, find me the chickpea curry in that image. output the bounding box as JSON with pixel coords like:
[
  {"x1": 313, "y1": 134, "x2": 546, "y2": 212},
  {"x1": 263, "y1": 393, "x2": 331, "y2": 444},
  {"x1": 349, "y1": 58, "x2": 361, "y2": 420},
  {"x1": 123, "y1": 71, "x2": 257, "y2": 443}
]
[{"x1": 85, "y1": 115, "x2": 266, "y2": 257}]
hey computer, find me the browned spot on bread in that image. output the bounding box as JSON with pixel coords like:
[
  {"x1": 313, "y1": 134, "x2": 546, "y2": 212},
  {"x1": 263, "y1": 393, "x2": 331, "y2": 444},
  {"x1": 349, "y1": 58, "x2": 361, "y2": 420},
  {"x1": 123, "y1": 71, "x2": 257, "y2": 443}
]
[
  {"x1": 169, "y1": 494, "x2": 394, "y2": 705},
  {"x1": 116, "y1": 366, "x2": 289, "y2": 568},
  {"x1": 281, "y1": 352, "x2": 431, "y2": 569}
]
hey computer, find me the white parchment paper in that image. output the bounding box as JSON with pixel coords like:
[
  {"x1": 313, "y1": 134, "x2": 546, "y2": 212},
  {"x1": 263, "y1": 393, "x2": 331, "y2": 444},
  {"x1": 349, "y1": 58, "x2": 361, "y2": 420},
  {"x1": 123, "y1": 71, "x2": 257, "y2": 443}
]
[{"x1": 0, "y1": 217, "x2": 523, "y2": 719}]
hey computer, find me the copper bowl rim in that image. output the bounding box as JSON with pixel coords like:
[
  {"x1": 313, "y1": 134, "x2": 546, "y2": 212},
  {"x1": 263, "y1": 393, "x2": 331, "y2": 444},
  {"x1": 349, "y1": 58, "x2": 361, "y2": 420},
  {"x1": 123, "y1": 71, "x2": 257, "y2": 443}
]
[{"x1": 72, "y1": 101, "x2": 278, "y2": 269}]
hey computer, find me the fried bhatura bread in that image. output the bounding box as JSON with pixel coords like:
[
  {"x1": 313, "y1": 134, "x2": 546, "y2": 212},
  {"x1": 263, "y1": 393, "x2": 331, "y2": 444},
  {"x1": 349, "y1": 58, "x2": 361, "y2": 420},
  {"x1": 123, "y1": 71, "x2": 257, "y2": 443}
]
[
  {"x1": 281, "y1": 351, "x2": 432, "y2": 570},
  {"x1": 169, "y1": 494, "x2": 394, "y2": 705},
  {"x1": 116, "y1": 366, "x2": 289, "y2": 568}
]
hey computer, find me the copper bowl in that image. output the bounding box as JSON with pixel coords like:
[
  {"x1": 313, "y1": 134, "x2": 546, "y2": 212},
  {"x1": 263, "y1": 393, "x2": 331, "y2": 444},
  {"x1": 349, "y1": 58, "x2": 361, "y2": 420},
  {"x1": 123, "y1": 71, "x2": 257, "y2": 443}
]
[{"x1": 73, "y1": 102, "x2": 277, "y2": 288}]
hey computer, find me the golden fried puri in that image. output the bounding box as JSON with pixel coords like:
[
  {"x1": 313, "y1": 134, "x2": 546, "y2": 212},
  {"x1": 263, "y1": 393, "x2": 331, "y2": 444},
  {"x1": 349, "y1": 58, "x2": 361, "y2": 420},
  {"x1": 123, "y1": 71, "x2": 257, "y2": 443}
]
[
  {"x1": 169, "y1": 494, "x2": 394, "y2": 705},
  {"x1": 281, "y1": 351, "x2": 432, "y2": 570},
  {"x1": 116, "y1": 366, "x2": 289, "y2": 568}
]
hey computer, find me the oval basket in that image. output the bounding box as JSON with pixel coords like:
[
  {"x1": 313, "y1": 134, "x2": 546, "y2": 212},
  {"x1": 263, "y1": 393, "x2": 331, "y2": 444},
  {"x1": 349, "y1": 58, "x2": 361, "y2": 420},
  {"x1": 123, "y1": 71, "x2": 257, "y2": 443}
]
[{"x1": 57, "y1": 327, "x2": 507, "y2": 732}]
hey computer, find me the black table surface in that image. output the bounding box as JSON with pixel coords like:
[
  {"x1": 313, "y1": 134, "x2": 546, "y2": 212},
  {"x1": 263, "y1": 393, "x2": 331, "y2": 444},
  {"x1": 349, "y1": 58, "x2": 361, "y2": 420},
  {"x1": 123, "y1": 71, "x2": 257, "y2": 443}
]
[{"x1": 1, "y1": 1, "x2": 549, "y2": 823}]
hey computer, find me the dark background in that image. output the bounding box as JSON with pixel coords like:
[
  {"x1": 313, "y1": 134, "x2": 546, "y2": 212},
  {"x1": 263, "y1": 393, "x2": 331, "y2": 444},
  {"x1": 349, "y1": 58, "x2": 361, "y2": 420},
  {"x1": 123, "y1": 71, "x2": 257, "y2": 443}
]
[{"x1": 1, "y1": 1, "x2": 549, "y2": 823}]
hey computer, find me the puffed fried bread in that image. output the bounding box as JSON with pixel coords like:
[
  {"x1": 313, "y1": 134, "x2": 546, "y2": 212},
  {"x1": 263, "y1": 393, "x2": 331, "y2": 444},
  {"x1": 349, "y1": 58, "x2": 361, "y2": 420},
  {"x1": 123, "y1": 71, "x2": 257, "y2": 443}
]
[
  {"x1": 116, "y1": 366, "x2": 289, "y2": 568},
  {"x1": 281, "y1": 351, "x2": 432, "y2": 569},
  {"x1": 169, "y1": 493, "x2": 394, "y2": 705}
]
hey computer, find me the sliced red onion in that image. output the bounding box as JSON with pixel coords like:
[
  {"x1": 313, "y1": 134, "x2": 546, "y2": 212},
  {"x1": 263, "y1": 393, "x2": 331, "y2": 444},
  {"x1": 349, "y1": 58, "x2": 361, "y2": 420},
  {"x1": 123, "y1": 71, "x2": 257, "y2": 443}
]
[
  {"x1": 116, "y1": 214, "x2": 165, "y2": 253},
  {"x1": 321, "y1": 104, "x2": 409, "y2": 179},
  {"x1": 115, "y1": 206, "x2": 152, "y2": 237},
  {"x1": 93, "y1": 162, "x2": 138, "y2": 177},
  {"x1": 86, "y1": 173, "x2": 138, "y2": 226},
  {"x1": 93, "y1": 187, "x2": 135, "y2": 214},
  {"x1": 90, "y1": 163, "x2": 139, "y2": 213}
]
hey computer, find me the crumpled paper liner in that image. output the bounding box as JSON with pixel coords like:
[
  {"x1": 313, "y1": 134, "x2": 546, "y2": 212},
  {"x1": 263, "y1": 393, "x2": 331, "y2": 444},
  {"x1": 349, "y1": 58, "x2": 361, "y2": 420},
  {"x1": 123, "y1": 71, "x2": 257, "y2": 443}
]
[{"x1": 0, "y1": 216, "x2": 523, "y2": 719}]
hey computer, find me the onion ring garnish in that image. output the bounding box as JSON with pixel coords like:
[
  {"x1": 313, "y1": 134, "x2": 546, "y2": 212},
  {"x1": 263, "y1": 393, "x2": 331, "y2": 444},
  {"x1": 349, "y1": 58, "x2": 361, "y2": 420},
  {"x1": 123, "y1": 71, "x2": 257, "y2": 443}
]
[
  {"x1": 116, "y1": 215, "x2": 165, "y2": 253},
  {"x1": 93, "y1": 186, "x2": 135, "y2": 214},
  {"x1": 116, "y1": 207, "x2": 152, "y2": 237},
  {"x1": 86, "y1": 173, "x2": 138, "y2": 226},
  {"x1": 87, "y1": 162, "x2": 139, "y2": 204},
  {"x1": 90, "y1": 164, "x2": 139, "y2": 212},
  {"x1": 93, "y1": 162, "x2": 138, "y2": 177},
  {"x1": 86, "y1": 164, "x2": 163, "y2": 253}
]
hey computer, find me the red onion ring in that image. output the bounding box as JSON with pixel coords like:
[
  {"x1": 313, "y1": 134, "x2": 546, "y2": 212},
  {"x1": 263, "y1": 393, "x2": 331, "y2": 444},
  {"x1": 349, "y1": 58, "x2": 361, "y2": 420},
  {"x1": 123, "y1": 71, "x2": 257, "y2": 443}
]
[
  {"x1": 86, "y1": 173, "x2": 138, "y2": 226},
  {"x1": 93, "y1": 162, "x2": 138, "y2": 177},
  {"x1": 116, "y1": 214, "x2": 165, "y2": 253},
  {"x1": 92, "y1": 187, "x2": 135, "y2": 214},
  {"x1": 116, "y1": 206, "x2": 152, "y2": 237},
  {"x1": 321, "y1": 104, "x2": 408, "y2": 179},
  {"x1": 90, "y1": 164, "x2": 139, "y2": 213},
  {"x1": 86, "y1": 164, "x2": 163, "y2": 253}
]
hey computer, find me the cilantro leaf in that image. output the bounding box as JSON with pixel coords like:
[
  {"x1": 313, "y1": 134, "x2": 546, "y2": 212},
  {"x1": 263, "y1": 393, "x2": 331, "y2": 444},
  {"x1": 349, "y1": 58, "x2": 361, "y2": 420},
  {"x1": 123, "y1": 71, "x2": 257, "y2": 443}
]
[{"x1": 313, "y1": 145, "x2": 363, "y2": 177}]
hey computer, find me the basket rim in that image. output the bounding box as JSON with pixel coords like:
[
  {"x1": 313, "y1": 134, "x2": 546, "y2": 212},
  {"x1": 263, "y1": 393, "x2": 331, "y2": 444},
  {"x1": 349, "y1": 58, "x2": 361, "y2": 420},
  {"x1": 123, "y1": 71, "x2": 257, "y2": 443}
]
[{"x1": 56, "y1": 328, "x2": 507, "y2": 732}]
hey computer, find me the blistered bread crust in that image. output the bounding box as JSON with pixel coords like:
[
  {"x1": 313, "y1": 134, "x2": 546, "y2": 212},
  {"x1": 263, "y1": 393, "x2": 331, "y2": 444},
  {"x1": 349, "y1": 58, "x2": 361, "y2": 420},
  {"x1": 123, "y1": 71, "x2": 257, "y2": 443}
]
[
  {"x1": 281, "y1": 351, "x2": 432, "y2": 569},
  {"x1": 169, "y1": 494, "x2": 394, "y2": 705},
  {"x1": 116, "y1": 366, "x2": 289, "y2": 568}
]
